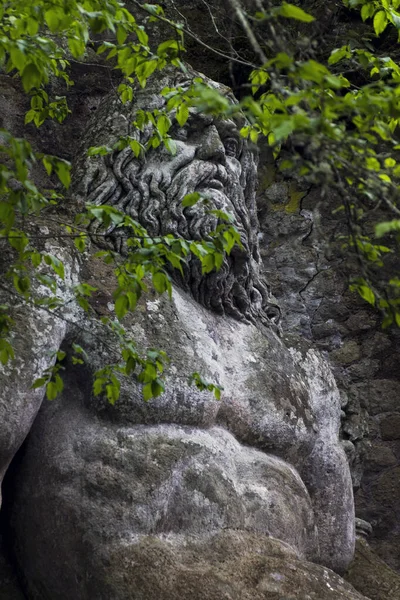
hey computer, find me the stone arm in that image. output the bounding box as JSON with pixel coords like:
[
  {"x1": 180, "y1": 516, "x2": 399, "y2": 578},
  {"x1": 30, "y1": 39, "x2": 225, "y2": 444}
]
[
  {"x1": 0, "y1": 244, "x2": 77, "y2": 506},
  {"x1": 0, "y1": 299, "x2": 66, "y2": 505},
  {"x1": 297, "y1": 348, "x2": 355, "y2": 574}
]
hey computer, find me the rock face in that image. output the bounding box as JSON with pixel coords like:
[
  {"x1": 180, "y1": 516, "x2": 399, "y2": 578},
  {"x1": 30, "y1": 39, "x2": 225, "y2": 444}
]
[
  {"x1": 0, "y1": 68, "x2": 362, "y2": 598},
  {"x1": 257, "y1": 157, "x2": 400, "y2": 574},
  {"x1": 352, "y1": 380, "x2": 400, "y2": 573},
  {"x1": 345, "y1": 536, "x2": 400, "y2": 600}
]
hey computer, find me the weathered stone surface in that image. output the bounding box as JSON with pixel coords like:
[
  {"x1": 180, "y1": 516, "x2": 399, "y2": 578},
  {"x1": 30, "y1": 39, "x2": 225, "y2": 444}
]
[
  {"x1": 4, "y1": 69, "x2": 356, "y2": 598},
  {"x1": 0, "y1": 2, "x2": 398, "y2": 595},
  {"x1": 364, "y1": 442, "x2": 397, "y2": 470},
  {"x1": 89, "y1": 532, "x2": 370, "y2": 600},
  {"x1": 356, "y1": 466, "x2": 400, "y2": 572},
  {"x1": 13, "y1": 523, "x2": 368, "y2": 600},
  {"x1": 257, "y1": 154, "x2": 400, "y2": 571},
  {"x1": 350, "y1": 380, "x2": 400, "y2": 416},
  {"x1": 345, "y1": 536, "x2": 400, "y2": 599},
  {"x1": 0, "y1": 242, "x2": 79, "y2": 508},
  {"x1": 379, "y1": 413, "x2": 400, "y2": 440},
  {"x1": 10, "y1": 285, "x2": 354, "y2": 590},
  {"x1": 331, "y1": 341, "x2": 362, "y2": 366}
]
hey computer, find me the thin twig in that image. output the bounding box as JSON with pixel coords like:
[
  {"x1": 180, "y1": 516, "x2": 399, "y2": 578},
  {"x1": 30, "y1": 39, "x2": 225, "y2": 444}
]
[
  {"x1": 225, "y1": 0, "x2": 267, "y2": 64},
  {"x1": 130, "y1": 0, "x2": 263, "y2": 70}
]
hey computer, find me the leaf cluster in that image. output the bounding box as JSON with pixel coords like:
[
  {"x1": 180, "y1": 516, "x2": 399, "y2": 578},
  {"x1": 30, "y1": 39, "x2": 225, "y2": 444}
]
[{"x1": 5, "y1": 0, "x2": 400, "y2": 404}]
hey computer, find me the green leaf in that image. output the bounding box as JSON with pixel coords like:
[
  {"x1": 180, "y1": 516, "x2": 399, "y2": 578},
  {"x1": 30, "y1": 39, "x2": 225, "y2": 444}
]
[
  {"x1": 213, "y1": 386, "x2": 221, "y2": 400},
  {"x1": 9, "y1": 231, "x2": 29, "y2": 253},
  {"x1": 182, "y1": 192, "x2": 201, "y2": 207},
  {"x1": 136, "y1": 26, "x2": 149, "y2": 46},
  {"x1": 298, "y1": 60, "x2": 329, "y2": 83},
  {"x1": 21, "y1": 63, "x2": 42, "y2": 93},
  {"x1": 143, "y1": 362, "x2": 157, "y2": 382},
  {"x1": 201, "y1": 253, "x2": 215, "y2": 274},
  {"x1": 129, "y1": 139, "x2": 142, "y2": 157},
  {"x1": 44, "y1": 8, "x2": 63, "y2": 32},
  {"x1": 379, "y1": 174, "x2": 391, "y2": 183},
  {"x1": 120, "y1": 85, "x2": 133, "y2": 104},
  {"x1": 68, "y1": 36, "x2": 85, "y2": 58},
  {"x1": 44, "y1": 254, "x2": 65, "y2": 279},
  {"x1": 54, "y1": 160, "x2": 71, "y2": 189},
  {"x1": 25, "y1": 110, "x2": 36, "y2": 125},
  {"x1": 9, "y1": 47, "x2": 26, "y2": 72},
  {"x1": 106, "y1": 382, "x2": 120, "y2": 405},
  {"x1": 117, "y1": 25, "x2": 128, "y2": 45},
  {"x1": 142, "y1": 382, "x2": 153, "y2": 401},
  {"x1": 384, "y1": 158, "x2": 396, "y2": 168},
  {"x1": 359, "y1": 285, "x2": 375, "y2": 305},
  {"x1": 390, "y1": 9, "x2": 400, "y2": 28},
  {"x1": 72, "y1": 343, "x2": 88, "y2": 359},
  {"x1": 115, "y1": 294, "x2": 129, "y2": 320},
  {"x1": 222, "y1": 230, "x2": 236, "y2": 253},
  {"x1": 157, "y1": 114, "x2": 171, "y2": 137},
  {"x1": 74, "y1": 235, "x2": 87, "y2": 252},
  {"x1": 272, "y1": 118, "x2": 295, "y2": 141},
  {"x1": 0, "y1": 339, "x2": 14, "y2": 365},
  {"x1": 176, "y1": 103, "x2": 189, "y2": 127},
  {"x1": 328, "y1": 46, "x2": 350, "y2": 65},
  {"x1": 135, "y1": 59, "x2": 157, "y2": 86},
  {"x1": 87, "y1": 145, "x2": 113, "y2": 156},
  {"x1": 13, "y1": 275, "x2": 30, "y2": 294},
  {"x1": 163, "y1": 137, "x2": 177, "y2": 155},
  {"x1": 93, "y1": 378, "x2": 104, "y2": 396},
  {"x1": 279, "y1": 3, "x2": 315, "y2": 22},
  {"x1": 125, "y1": 355, "x2": 137, "y2": 375},
  {"x1": 366, "y1": 157, "x2": 380, "y2": 171},
  {"x1": 375, "y1": 220, "x2": 400, "y2": 237},
  {"x1": 157, "y1": 39, "x2": 180, "y2": 56},
  {"x1": 31, "y1": 252, "x2": 42, "y2": 267},
  {"x1": 42, "y1": 157, "x2": 53, "y2": 176},
  {"x1": 37, "y1": 274, "x2": 56, "y2": 293},
  {"x1": 361, "y1": 3, "x2": 375, "y2": 21},
  {"x1": 46, "y1": 381, "x2": 58, "y2": 400},
  {"x1": 151, "y1": 378, "x2": 164, "y2": 397},
  {"x1": 31, "y1": 377, "x2": 47, "y2": 389},
  {"x1": 373, "y1": 10, "x2": 388, "y2": 35},
  {"x1": 152, "y1": 271, "x2": 168, "y2": 294}
]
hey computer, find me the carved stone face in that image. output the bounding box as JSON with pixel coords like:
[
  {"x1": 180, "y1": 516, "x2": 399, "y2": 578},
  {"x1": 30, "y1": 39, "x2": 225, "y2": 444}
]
[
  {"x1": 139, "y1": 113, "x2": 253, "y2": 246},
  {"x1": 77, "y1": 73, "x2": 279, "y2": 324}
]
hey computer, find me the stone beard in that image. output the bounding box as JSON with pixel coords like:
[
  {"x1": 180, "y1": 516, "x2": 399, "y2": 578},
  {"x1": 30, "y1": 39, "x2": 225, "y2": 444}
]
[{"x1": 78, "y1": 86, "x2": 280, "y2": 326}]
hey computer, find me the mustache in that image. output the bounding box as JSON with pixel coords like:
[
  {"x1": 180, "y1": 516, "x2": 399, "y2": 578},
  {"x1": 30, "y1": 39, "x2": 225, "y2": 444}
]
[
  {"x1": 195, "y1": 163, "x2": 230, "y2": 191},
  {"x1": 165, "y1": 159, "x2": 250, "y2": 249},
  {"x1": 165, "y1": 160, "x2": 228, "y2": 202}
]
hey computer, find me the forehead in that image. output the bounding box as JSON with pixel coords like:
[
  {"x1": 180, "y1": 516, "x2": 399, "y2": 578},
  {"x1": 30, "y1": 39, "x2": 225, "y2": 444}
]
[{"x1": 184, "y1": 111, "x2": 245, "y2": 137}]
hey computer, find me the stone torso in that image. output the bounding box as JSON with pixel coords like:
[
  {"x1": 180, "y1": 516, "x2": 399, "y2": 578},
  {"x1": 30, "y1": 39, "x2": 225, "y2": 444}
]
[{"x1": 10, "y1": 285, "x2": 354, "y2": 600}]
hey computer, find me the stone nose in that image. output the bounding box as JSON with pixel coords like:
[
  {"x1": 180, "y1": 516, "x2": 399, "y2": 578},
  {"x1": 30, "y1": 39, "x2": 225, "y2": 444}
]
[{"x1": 195, "y1": 125, "x2": 226, "y2": 164}]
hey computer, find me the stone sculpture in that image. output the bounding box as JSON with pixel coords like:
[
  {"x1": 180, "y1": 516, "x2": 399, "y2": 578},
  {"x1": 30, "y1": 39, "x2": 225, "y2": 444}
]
[
  {"x1": 0, "y1": 68, "x2": 361, "y2": 599},
  {"x1": 77, "y1": 68, "x2": 280, "y2": 326}
]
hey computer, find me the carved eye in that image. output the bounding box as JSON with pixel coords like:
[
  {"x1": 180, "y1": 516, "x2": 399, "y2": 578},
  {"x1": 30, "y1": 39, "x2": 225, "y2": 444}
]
[{"x1": 224, "y1": 137, "x2": 238, "y2": 157}]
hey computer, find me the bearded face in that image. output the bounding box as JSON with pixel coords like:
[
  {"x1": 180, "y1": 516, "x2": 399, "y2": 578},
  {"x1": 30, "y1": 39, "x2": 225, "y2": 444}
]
[{"x1": 78, "y1": 86, "x2": 280, "y2": 325}]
